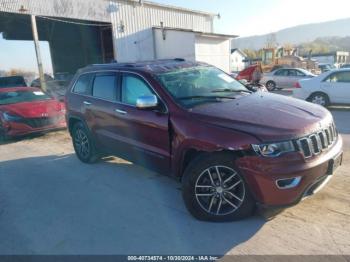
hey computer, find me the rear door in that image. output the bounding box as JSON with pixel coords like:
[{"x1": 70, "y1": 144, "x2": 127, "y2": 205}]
[
  {"x1": 287, "y1": 69, "x2": 306, "y2": 88},
  {"x1": 85, "y1": 71, "x2": 123, "y2": 151},
  {"x1": 321, "y1": 71, "x2": 350, "y2": 103},
  {"x1": 273, "y1": 69, "x2": 289, "y2": 88},
  {"x1": 112, "y1": 72, "x2": 171, "y2": 173},
  {"x1": 68, "y1": 72, "x2": 94, "y2": 123}
]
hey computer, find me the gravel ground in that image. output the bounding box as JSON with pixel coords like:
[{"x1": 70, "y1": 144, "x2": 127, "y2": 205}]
[{"x1": 0, "y1": 110, "x2": 349, "y2": 255}]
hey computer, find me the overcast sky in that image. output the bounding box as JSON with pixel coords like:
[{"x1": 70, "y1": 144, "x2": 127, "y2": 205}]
[{"x1": 153, "y1": 0, "x2": 350, "y2": 37}]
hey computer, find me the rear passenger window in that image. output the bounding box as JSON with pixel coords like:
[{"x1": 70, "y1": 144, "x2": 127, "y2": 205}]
[
  {"x1": 73, "y1": 74, "x2": 93, "y2": 95},
  {"x1": 92, "y1": 74, "x2": 117, "y2": 100}
]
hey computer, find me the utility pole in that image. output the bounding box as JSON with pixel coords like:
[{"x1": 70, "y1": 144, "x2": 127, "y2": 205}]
[{"x1": 30, "y1": 15, "x2": 47, "y2": 91}]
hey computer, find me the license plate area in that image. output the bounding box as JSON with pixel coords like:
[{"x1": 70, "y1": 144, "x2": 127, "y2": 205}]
[{"x1": 327, "y1": 152, "x2": 343, "y2": 175}]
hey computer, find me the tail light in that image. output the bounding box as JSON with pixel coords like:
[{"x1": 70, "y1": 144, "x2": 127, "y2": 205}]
[{"x1": 294, "y1": 82, "x2": 301, "y2": 88}]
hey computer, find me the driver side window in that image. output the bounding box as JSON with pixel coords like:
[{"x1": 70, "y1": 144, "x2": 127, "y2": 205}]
[
  {"x1": 325, "y1": 72, "x2": 350, "y2": 83},
  {"x1": 121, "y1": 74, "x2": 154, "y2": 106}
]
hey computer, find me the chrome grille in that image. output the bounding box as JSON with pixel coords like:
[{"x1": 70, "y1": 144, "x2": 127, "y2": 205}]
[{"x1": 296, "y1": 123, "x2": 338, "y2": 158}]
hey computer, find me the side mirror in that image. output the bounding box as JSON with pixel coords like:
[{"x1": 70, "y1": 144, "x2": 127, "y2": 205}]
[{"x1": 136, "y1": 95, "x2": 158, "y2": 109}]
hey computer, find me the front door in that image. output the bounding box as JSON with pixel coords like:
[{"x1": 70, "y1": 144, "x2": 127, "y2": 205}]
[
  {"x1": 112, "y1": 72, "x2": 171, "y2": 173},
  {"x1": 321, "y1": 71, "x2": 350, "y2": 104}
]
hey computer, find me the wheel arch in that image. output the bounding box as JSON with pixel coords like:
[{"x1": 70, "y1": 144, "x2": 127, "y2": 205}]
[
  {"x1": 179, "y1": 147, "x2": 246, "y2": 180},
  {"x1": 307, "y1": 91, "x2": 330, "y2": 104},
  {"x1": 67, "y1": 115, "x2": 90, "y2": 136}
]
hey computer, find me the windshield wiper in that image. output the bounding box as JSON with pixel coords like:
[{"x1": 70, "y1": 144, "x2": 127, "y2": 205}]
[
  {"x1": 211, "y1": 88, "x2": 252, "y2": 94},
  {"x1": 177, "y1": 95, "x2": 237, "y2": 100}
]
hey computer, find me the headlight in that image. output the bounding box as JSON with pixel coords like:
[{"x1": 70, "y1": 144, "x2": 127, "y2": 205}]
[
  {"x1": 3, "y1": 112, "x2": 23, "y2": 122},
  {"x1": 252, "y1": 141, "x2": 295, "y2": 157}
]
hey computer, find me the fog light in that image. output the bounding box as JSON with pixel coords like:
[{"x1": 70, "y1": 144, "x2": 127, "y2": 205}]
[{"x1": 276, "y1": 176, "x2": 301, "y2": 189}]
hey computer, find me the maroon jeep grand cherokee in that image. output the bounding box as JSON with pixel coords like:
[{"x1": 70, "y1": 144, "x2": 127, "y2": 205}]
[{"x1": 65, "y1": 59, "x2": 343, "y2": 221}]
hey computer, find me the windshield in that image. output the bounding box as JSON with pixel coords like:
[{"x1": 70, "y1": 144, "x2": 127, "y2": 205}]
[
  {"x1": 157, "y1": 66, "x2": 249, "y2": 108},
  {"x1": 0, "y1": 90, "x2": 51, "y2": 105}
]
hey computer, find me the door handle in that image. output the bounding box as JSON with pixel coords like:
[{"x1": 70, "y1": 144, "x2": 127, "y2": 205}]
[
  {"x1": 83, "y1": 101, "x2": 92, "y2": 106},
  {"x1": 115, "y1": 109, "x2": 127, "y2": 115}
]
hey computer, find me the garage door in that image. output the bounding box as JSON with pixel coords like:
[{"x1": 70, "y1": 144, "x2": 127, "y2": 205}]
[{"x1": 195, "y1": 35, "x2": 231, "y2": 72}]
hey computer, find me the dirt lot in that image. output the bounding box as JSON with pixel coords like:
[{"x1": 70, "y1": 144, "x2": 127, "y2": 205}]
[{"x1": 0, "y1": 110, "x2": 349, "y2": 255}]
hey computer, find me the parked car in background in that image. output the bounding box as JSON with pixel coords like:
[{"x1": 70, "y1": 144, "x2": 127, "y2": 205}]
[
  {"x1": 31, "y1": 73, "x2": 73, "y2": 101},
  {"x1": 318, "y1": 63, "x2": 336, "y2": 73},
  {"x1": 0, "y1": 87, "x2": 66, "y2": 140},
  {"x1": 293, "y1": 68, "x2": 350, "y2": 106},
  {"x1": 261, "y1": 68, "x2": 315, "y2": 91},
  {"x1": 65, "y1": 59, "x2": 342, "y2": 222},
  {"x1": 0, "y1": 76, "x2": 27, "y2": 88},
  {"x1": 340, "y1": 64, "x2": 350, "y2": 69},
  {"x1": 30, "y1": 74, "x2": 54, "y2": 88}
]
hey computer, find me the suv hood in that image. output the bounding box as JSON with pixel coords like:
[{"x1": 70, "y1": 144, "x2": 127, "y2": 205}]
[{"x1": 189, "y1": 93, "x2": 332, "y2": 142}]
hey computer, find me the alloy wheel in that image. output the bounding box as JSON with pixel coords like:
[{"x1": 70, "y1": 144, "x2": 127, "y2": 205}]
[
  {"x1": 311, "y1": 95, "x2": 326, "y2": 106},
  {"x1": 266, "y1": 82, "x2": 276, "y2": 91},
  {"x1": 195, "y1": 165, "x2": 245, "y2": 216},
  {"x1": 74, "y1": 128, "x2": 90, "y2": 159}
]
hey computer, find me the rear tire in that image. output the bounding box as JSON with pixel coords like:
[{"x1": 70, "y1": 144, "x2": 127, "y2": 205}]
[
  {"x1": 0, "y1": 130, "x2": 8, "y2": 143},
  {"x1": 266, "y1": 81, "x2": 276, "y2": 91},
  {"x1": 72, "y1": 122, "x2": 99, "y2": 163},
  {"x1": 182, "y1": 153, "x2": 255, "y2": 222},
  {"x1": 309, "y1": 92, "x2": 330, "y2": 107}
]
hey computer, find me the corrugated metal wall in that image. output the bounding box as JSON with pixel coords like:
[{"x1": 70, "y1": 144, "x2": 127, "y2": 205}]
[
  {"x1": 109, "y1": 0, "x2": 213, "y2": 61},
  {"x1": 0, "y1": 0, "x2": 214, "y2": 62},
  {"x1": 110, "y1": 0, "x2": 213, "y2": 35},
  {"x1": 0, "y1": 0, "x2": 110, "y2": 22},
  {"x1": 0, "y1": 0, "x2": 213, "y2": 29}
]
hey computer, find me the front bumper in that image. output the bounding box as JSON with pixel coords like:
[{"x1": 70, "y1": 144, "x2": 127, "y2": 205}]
[
  {"x1": 1, "y1": 116, "x2": 67, "y2": 138},
  {"x1": 236, "y1": 135, "x2": 343, "y2": 206}
]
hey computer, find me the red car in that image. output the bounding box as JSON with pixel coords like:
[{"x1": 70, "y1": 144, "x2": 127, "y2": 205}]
[
  {"x1": 65, "y1": 59, "x2": 343, "y2": 221},
  {"x1": 0, "y1": 87, "x2": 66, "y2": 139}
]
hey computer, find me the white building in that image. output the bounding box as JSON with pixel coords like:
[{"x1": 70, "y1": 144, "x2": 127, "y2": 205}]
[
  {"x1": 230, "y1": 48, "x2": 247, "y2": 72},
  {"x1": 0, "y1": 0, "x2": 235, "y2": 74},
  {"x1": 310, "y1": 51, "x2": 349, "y2": 68}
]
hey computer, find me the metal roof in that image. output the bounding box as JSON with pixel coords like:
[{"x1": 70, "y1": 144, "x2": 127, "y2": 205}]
[
  {"x1": 152, "y1": 26, "x2": 238, "y2": 39},
  {"x1": 109, "y1": 0, "x2": 217, "y2": 17}
]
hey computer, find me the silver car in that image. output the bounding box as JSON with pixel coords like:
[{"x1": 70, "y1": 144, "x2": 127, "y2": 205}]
[{"x1": 261, "y1": 68, "x2": 315, "y2": 91}]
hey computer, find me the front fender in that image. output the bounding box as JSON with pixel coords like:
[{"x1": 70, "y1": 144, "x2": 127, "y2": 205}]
[{"x1": 170, "y1": 115, "x2": 259, "y2": 177}]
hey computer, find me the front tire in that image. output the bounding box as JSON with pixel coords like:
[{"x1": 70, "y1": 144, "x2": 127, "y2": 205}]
[
  {"x1": 266, "y1": 81, "x2": 276, "y2": 91},
  {"x1": 182, "y1": 153, "x2": 255, "y2": 222},
  {"x1": 72, "y1": 122, "x2": 99, "y2": 163},
  {"x1": 309, "y1": 92, "x2": 330, "y2": 107}
]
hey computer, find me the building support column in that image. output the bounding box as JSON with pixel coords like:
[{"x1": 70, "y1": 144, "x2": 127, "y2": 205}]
[
  {"x1": 31, "y1": 15, "x2": 47, "y2": 91},
  {"x1": 108, "y1": 1, "x2": 119, "y2": 61}
]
